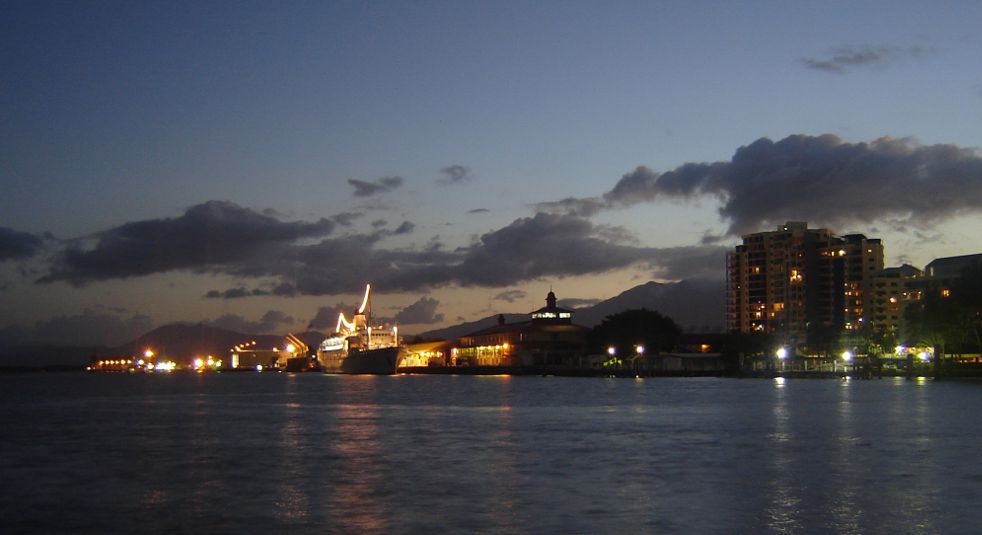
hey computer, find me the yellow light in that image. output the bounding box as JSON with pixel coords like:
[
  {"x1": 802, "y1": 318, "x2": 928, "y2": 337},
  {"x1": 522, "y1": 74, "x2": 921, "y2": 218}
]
[
  {"x1": 502, "y1": 343, "x2": 509, "y2": 350},
  {"x1": 193, "y1": 358, "x2": 204, "y2": 369},
  {"x1": 144, "y1": 349, "x2": 154, "y2": 358},
  {"x1": 286, "y1": 344, "x2": 296, "y2": 353}
]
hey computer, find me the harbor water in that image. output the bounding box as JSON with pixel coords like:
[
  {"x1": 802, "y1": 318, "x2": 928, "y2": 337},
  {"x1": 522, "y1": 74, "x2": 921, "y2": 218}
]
[{"x1": 2, "y1": 373, "x2": 981, "y2": 534}]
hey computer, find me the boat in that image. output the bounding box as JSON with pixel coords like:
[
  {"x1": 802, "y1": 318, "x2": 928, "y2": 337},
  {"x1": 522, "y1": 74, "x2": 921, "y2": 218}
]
[{"x1": 316, "y1": 284, "x2": 405, "y2": 374}]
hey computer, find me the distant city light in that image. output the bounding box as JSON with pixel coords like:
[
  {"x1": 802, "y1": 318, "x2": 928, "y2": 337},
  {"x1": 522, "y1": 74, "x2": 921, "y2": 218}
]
[
  {"x1": 842, "y1": 350, "x2": 853, "y2": 362},
  {"x1": 776, "y1": 347, "x2": 788, "y2": 360}
]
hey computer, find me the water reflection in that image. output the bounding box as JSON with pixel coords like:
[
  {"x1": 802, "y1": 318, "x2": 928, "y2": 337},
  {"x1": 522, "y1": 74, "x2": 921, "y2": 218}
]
[
  {"x1": 830, "y1": 379, "x2": 860, "y2": 533},
  {"x1": 764, "y1": 376, "x2": 802, "y2": 533},
  {"x1": 275, "y1": 374, "x2": 310, "y2": 524},
  {"x1": 325, "y1": 377, "x2": 387, "y2": 534}
]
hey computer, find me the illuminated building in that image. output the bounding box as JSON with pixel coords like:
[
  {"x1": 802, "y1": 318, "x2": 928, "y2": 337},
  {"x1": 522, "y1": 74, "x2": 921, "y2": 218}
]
[
  {"x1": 871, "y1": 264, "x2": 922, "y2": 339},
  {"x1": 454, "y1": 291, "x2": 589, "y2": 368},
  {"x1": 726, "y1": 222, "x2": 883, "y2": 350}
]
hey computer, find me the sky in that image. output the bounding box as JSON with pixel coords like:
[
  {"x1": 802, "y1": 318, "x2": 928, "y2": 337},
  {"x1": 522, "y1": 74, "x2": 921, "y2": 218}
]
[{"x1": 2, "y1": 0, "x2": 982, "y2": 346}]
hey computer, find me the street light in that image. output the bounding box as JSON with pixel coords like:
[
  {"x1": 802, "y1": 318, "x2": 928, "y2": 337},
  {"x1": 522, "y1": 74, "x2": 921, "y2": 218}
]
[
  {"x1": 776, "y1": 347, "x2": 788, "y2": 360},
  {"x1": 842, "y1": 350, "x2": 853, "y2": 362}
]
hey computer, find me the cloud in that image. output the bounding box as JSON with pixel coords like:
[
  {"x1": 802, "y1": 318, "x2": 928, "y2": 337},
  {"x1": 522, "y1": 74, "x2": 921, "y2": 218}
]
[
  {"x1": 203, "y1": 287, "x2": 270, "y2": 299},
  {"x1": 467, "y1": 208, "x2": 490, "y2": 214},
  {"x1": 34, "y1": 202, "x2": 728, "y2": 293},
  {"x1": 39, "y1": 201, "x2": 335, "y2": 285},
  {"x1": 800, "y1": 44, "x2": 928, "y2": 74},
  {"x1": 307, "y1": 302, "x2": 356, "y2": 330},
  {"x1": 391, "y1": 221, "x2": 415, "y2": 235},
  {"x1": 533, "y1": 197, "x2": 606, "y2": 218},
  {"x1": 0, "y1": 309, "x2": 154, "y2": 347},
  {"x1": 493, "y1": 290, "x2": 527, "y2": 303},
  {"x1": 348, "y1": 176, "x2": 404, "y2": 197},
  {"x1": 206, "y1": 310, "x2": 295, "y2": 334},
  {"x1": 437, "y1": 165, "x2": 472, "y2": 185},
  {"x1": 545, "y1": 134, "x2": 982, "y2": 237},
  {"x1": 330, "y1": 212, "x2": 362, "y2": 226},
  {"x1": 394, "y1": 297, "x2": 444, "y2": 324},
  {"x1": 0, "y1": 227, "x2": 44, "y2": 261}
]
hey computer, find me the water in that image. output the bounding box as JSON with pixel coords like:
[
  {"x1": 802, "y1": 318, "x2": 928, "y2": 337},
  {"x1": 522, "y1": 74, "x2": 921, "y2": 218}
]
[{"x1": 2, "y1": 373, "x2": 980, "y2": 534}]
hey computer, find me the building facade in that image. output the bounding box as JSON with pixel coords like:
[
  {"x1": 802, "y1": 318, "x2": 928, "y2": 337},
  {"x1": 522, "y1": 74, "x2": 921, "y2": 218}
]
[
  {"x1": 726, "y1": 221, "x2": 883, "y2": 351},
  {"x1": 454, "y1": 291, "x2": 590, "y2": 368}
]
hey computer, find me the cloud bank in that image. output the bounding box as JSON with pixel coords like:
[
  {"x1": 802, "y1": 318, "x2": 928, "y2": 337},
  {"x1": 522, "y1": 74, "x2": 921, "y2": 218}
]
[
  {"x1": 39, "y1": 206, "x2": 723, "y2": 294},
  {"x1": 0, "y1": 227, "x2": 43, "y2": 261},
  {"x1": 40, "y1": 201, "x2": 336, "y2": 285},
  {"x1": 394, "y1": 297, "x2": 444, "y2": 324},
  {"x1": 540, "y1": 134, "x2": 982, "y2": 236}
]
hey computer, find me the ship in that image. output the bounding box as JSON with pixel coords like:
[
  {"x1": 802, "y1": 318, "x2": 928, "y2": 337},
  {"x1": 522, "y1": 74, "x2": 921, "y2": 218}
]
[{"x1": 316, "y1": 284, "x2": 405, "y2": 374}]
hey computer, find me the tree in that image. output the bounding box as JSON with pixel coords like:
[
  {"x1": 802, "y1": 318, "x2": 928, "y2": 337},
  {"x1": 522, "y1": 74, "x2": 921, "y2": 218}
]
[{"x1": 589, "y1": 309, "x2": 681, "y2": 356}]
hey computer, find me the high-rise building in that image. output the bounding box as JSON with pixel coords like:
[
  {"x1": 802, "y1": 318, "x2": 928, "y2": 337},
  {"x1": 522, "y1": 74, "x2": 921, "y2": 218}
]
[
  {"x1": 726, "y1": 222, "x2": 883, "y2": 350},
  {"x1": 871, "y1": 264, "x2": 922, "y2": 340}
]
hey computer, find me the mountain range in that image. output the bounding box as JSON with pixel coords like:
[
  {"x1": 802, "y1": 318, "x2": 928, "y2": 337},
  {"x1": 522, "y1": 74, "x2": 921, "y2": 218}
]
[
  {"x1": 1, "y1": 279, "x2": 724, "y2": 367},
  {"x1": 417, "y1": 278, "x2": 725, "y2": 340}
]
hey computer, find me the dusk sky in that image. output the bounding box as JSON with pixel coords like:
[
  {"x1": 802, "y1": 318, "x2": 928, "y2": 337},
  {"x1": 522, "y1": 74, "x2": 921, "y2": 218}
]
[{"x1": 3, "y1": 1, "x2": 982, "y2": 346}]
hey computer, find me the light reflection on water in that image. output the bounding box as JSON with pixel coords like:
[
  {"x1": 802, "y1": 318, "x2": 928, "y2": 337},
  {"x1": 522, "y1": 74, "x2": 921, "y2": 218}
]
[{"x1": 1, "y1": 374, "x2": 980, "y2": 534}]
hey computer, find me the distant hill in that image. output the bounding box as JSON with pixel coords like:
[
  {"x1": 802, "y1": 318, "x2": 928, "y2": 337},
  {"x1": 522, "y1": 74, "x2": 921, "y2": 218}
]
[
  {"x1": 572, "y1": 279, "x2": 725, "y2": 332},
  {"x1": 110, "y1": 323, "x2": 323, "y2": 364},
  {"x1": 413, "y1": 313, "x2": 528, "y2": 341},
  {"x1": 419, "y1": 279, "x2": 725, "y2": 340}
]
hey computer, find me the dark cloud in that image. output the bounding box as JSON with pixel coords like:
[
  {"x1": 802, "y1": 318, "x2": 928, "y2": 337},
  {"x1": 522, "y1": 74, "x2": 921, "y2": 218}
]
[
  {"x1": 331, "y1": 212, "x2": 362, "y2": 226},
  {"x1": 0, "y1": 227, "x2": 44, "y2": 261},
  {"x1": 533, "y1": 197, "x2": 606, "y2": 218},
  {"x1": 39, "y1": 201, "x2": 335, "y2": 285},
  {"x1": 35, "y1": 202, "x2": 728, "y2": 293},
  {"x1": 206, "y1": 310, "x2": 295, "y2": 334},
  {"x1": 494, "y1": 290, "x2": 527, "y2": 303},
  {"x1": 467, "y1": 208, "x2": 490, "y2": 214},
  {"x1": 371, "y1": 219, "x2": 388, "y2": 228},
  {"x1": 392, "y1": 221, "x2": 415, "y2": 235},
  {"x1": 203, "y1": 287, "x2": 270, "y2": 299},
  {"x1": 394, "y1": 297, "x2": 444, "y2": 325},
  {"x1": 348, "y1": 176, "x2": 404, "y2": 197},
  {"x1": 557, "y1": 297, "x2": 602, "y2": 309},
  {"x1": 437, "y1": 165, "x2": 472, "y2": 185},
  {"x1": 801, "y1": 44, "x2": 928, "y2": 74},
  {"x1": 0, "y1": 309, "x2": 153, "y2": 347},
  {"x1": 548, "y1": 135, "x2": 982, "y2": 237},
  {"x1": 307, "y1": 302, "x2": 355, "y2": 330}
]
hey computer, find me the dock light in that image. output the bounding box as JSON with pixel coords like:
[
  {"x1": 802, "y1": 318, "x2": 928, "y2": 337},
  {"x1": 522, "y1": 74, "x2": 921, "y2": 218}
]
[
  {"x1": 607, "y1": 346, "x2": 616, "y2": 356},
  {"x1": 842, "y1": 350, "x2": 853, "y2": 362},
  {"x1": 256, "y1": 364, "x2": 263, "y2": 372},
  {"x1": 776, "y1": 347, "x2": 788, "y2": 360}
]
